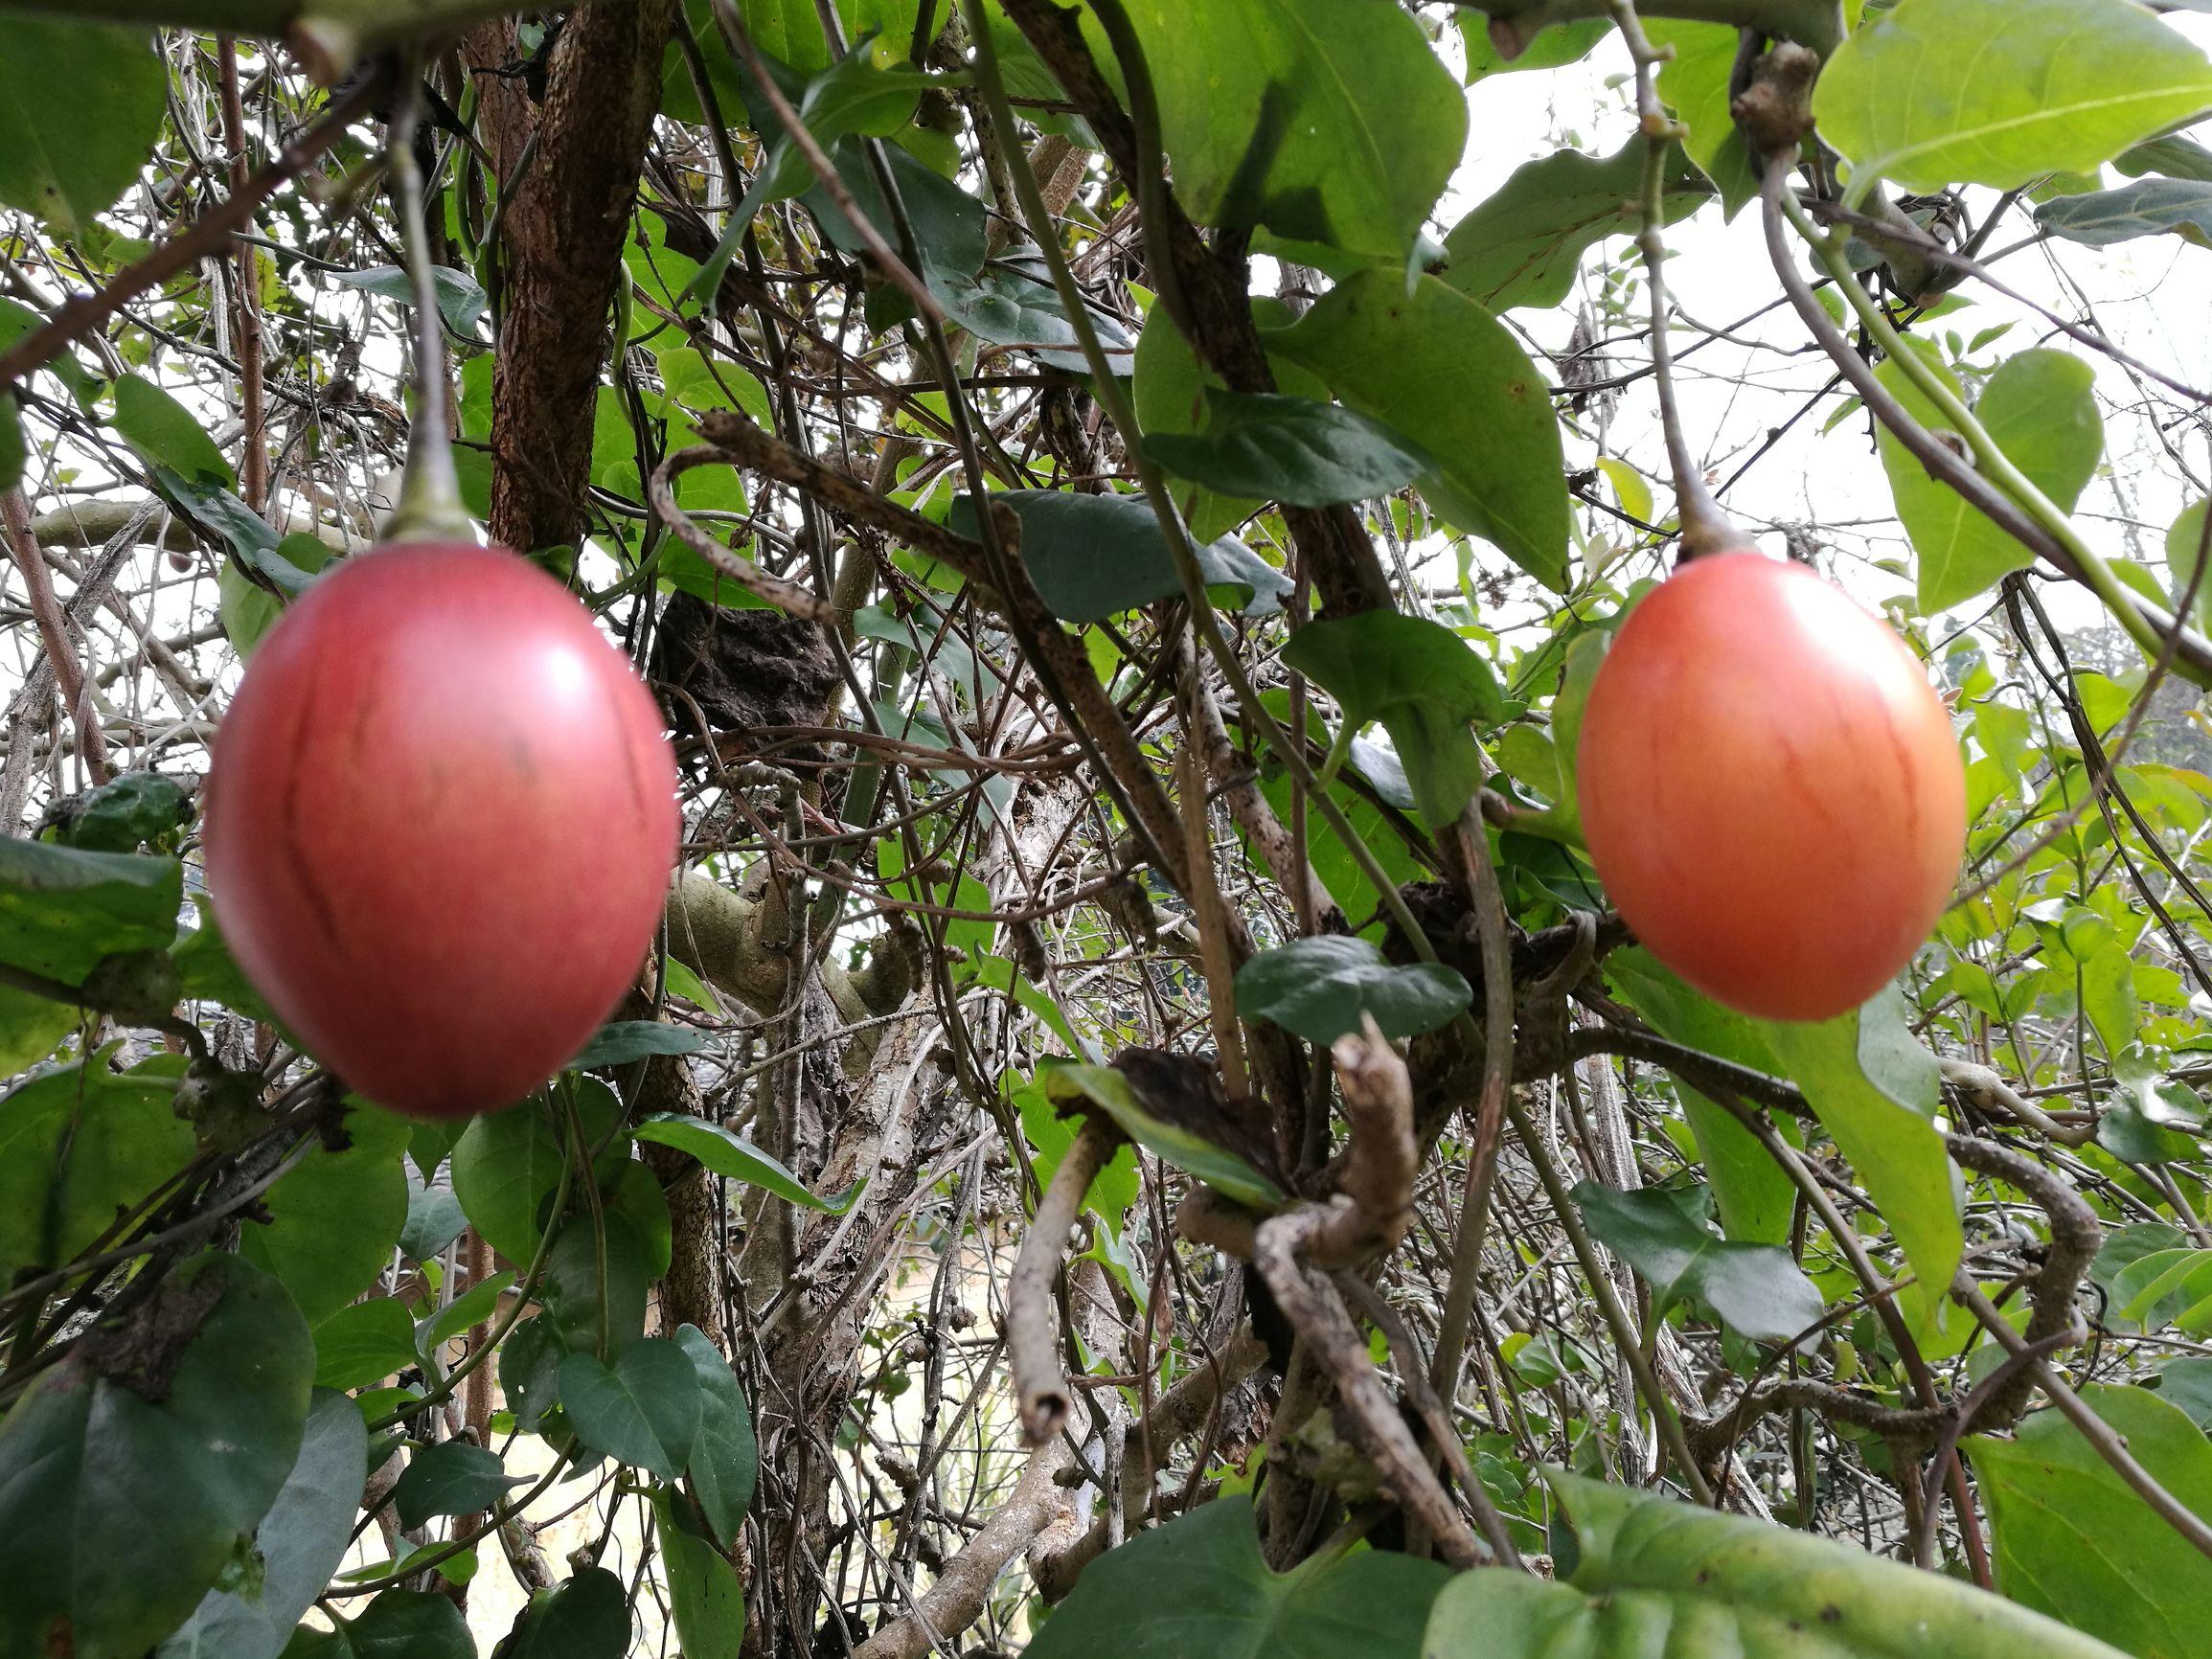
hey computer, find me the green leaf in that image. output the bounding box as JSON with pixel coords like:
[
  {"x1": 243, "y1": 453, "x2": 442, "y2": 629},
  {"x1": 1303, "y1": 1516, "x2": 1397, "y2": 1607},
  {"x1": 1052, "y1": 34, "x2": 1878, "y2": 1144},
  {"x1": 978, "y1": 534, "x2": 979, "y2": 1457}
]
[
  {"x1": 1606, "y1": 948, "x2": 1797, "y2": 1246},
  {"x1": 294, "y1": 1588, "x2": 474, "y2": 1659},
  {"x1": 1441, "y1": 138, "x2": 1710, "y2": 312},
  {"x1": 1972, "y1": 1384, "x2": 2212, "y2": 1658},
  {"x1": 1648, "y1": 20, "x2": 1762, "y2": 218},
  {"x1": 1424, "y1": 1468, "x2": 2131, "y2": 1658},
  {"x1": 311, "y1": 1297, "x2": 418, "y2": 1393},
  {"x1": 1122, "y1": 0, "x2": 1465, "y2": 260},
  {"x1": 160, "y1": 1390, "x2": 367, "y2": 1659},
  {"x1": 632, "y1": 1112, "x2": 866, "y2": 1213},
  {"x1": 2038, "y1": 177, "x2": 2212, "y2": 246},
  {"x1": 1142, "y1": 388, "x2": 1426, "y2": 508},
  {"x1": 1459, "y1": 16, "x2": 1609, "y2": 81},
  {"x1": 0, "y1": 835, "x2": 181, "y2": 985},
  {"x1": 1572, "y1": 1182, "x2": 1825, "y2": 1344},
  {"x1": 0, "y1": 20, "x2": 166, "y2": 235},
  {"x1": 559, "y1": 1338, "x2": 704, "y2": 1480},
  {"x1": 0, "y1": 1052, "x2": 197, "y2": 1291},
  {"x1": 2118, "y1": 131, "x2": 2212, "y2": 182},
  {"x1": 451, "y1": 1088, "x2": 623, "y2": 1263},
  {"x1": 569, "y1": 1020, "x2": 709, "y2": 1069},
  {"x1": 172, "y1": 898, "x2": 279, "y2": 1024},
  {"x1": 0, "y1": 978, "x2": 76, "y2": 1075},
  {"x1": 1813, "y1": 0, "x2": 2212, "y2": 194},
  {"x1": 1024, "y1": 1492, "x2": 1448, "y2": 1659},
  {"x1": 1763, "y1": 989, "x2": 1962, "y2": 1338},
  {"x1": 58, "y1": 772, "x2": 190, "y2": 852},
  {"x1": 239, "y1": 1102, "x2": 412, "y2": 1326},
  {"x1": 1017, "y1": 1076, "x2": 1140, "y2": 1226},
  {"x1": 2168, "y1": 498, "x2": 2212, "y2": 628},
  {"x1": 674, "y1": 1324, "x2": 757, "y2": 1548},
  {"x1": 1268, "y1": 270, "x2": 1571, "y2": 589},
  {"x1": 332, "y1": 264, "x2": 490, "y2": 337},
  {"x1": 1042, "y1": 1064, "x2": 1285, "y2": 1211},
  {"x1": 1877, "y1": 344, "x2": 2103, "y2": 613},
  {"x1": 0, "y1": 387, "x2": 22, "y2": 491},
  {"x1": 399, "y1": 1173, "x2": 467, "y2": 1262},
  {"x1": 652, "y1": 1489, "x2": 746, "y2": 1657},
  {"x1": 948, "y1": 489, "x2": 1290, "y2": 624},
  {"x1": 0, "y1": 1252, "x2": 313, "y2": 1659},
  {"x1": 419, "y1": 1268, "x2": 515, "y2": 1354},
  {"x1": 112, "y1": 374, "x2": 234, "y2": 488},
  {"x1": 1283, "y1": 611, "x2": 1504, "y2": 828},
  {"x1": 1234, "y1": 935, "x2": 1470, "y2": 1046},
  {"x1": 393, "y1": 1441, "x2": 528, "y2": 1530},
  {"x1": 490, "y1": 1566, "x2": 631, "y2": 1659}
]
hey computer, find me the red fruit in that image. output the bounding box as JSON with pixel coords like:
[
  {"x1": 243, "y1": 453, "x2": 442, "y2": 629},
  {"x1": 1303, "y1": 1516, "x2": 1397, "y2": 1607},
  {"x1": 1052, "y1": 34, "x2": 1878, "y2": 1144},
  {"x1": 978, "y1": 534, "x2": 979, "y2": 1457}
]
[
  {"x1": 1576, "y1": 551, "x2": 1965, "y2": 1022},
  {"x1": 204, "y1": 541, "x2": 679, "y2": 1117}
]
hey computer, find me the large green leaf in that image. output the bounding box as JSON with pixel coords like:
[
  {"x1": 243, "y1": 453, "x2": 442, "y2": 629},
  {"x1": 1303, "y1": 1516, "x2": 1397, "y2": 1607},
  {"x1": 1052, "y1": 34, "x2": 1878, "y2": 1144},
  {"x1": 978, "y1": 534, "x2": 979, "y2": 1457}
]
[
  {"x1": 1122, "y1": 0, "x2": 1465, "y2": 260},
  {"x1": 1441, "y1": 138, "x2": 1710, "y2": 312},
  {"x1": 559, "y1": 1338, "x2": 703, "y2": 1481},
  {"x1": 1141, "y1": 389, "x2": 1427, "y2": 508},
  {"x1": 113, "y1": 375, "x2": 234, "y2": 488},
  {"x1": 0, "y1": 1253, "x2": 313, "y2": 1659},
  {"x1": 1971, "y1": 1384, "x2": 2212, "y2": 1658},
  {"x1": 1763, "y1": 990, "x2": 1962, "y2": 1338},
  {"x1": 0, "y1": 1051, "x2": 197, "y2": 1291},
  {"x1": 160, "y1": 1390, "x2": 368, "y2": 1659},
  {"x1": 1268, "y1": 271, "x2": 1571, "y2": 589},
  {"x1": 1572, "y1": 1181, "x2": 1824, "y2": 1344},
  {"x1": 1282, "y1": 611, "x2": 1504, "y2": 829},
  {"x1": 1876, "y1": 344, "x2": 2103, "y2": 613},
  {"x1": 947, "y1": 489, "x2": 1290, "y2": 624},
  {"x1": 392, "y1": 1441, "x2": 528, "y2": 1530},
  {"x1": 1423, "y1": 1470, "x2": 2130, "y2": 1657},
  {"x1": 2038, "y1": 177, "x2": 2212, "y2": 246},
  {"x1": 450, "y1": 1085, "x2": 625, "y2": 1264},
  {"x1": 1813, "y1": 0, "x2": 2212, "y2": 194},
  {"x1": 0, "y1": 836, "x2": 181, "y2": 986},
  {"x1": 674, "y1": 1324, "x2": 757, "y2": 1549},
  {"x1": 1605, "y1": 949, "x2": 1797, "y2": 1247},
  {"x1": 1032, "y1": 1493, "x2": 1446, "y2": 1658},
  {"x1": 1234, "y1": 935, "x2": 1470, "y2": 1047},
  {"x1": 631, "y1": 1112, "x2": 866, "y2": 1214},
  {"x1": 490, "y1": 1566, "x2": 631, "y2": 1659},
  {"x1": 239, "y1": 1102, "x2": 412, "y2": 1326},
  {"x1": 0, "y1": 20, "x2": 166, "y2": 236},
  {"x1": 311, "y1": 1298, "x2": 417, "y2": 1393}
]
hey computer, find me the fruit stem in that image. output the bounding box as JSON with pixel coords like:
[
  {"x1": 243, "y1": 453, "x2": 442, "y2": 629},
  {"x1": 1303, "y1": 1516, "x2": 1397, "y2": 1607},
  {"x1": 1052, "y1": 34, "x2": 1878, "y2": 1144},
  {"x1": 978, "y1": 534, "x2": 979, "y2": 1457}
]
[{"x1": 379, "y1": 53, "x2": 474, "y2": 546}]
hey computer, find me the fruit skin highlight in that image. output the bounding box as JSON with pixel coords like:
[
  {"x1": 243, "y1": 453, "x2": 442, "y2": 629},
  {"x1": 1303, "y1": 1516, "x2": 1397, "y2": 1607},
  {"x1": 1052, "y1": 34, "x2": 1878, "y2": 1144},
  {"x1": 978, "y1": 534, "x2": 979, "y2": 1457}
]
[
  {"x1": 203, "y1": 541, "x2": 680, "y2": 1117},
  {"x1": 1576, "y1": 551, "x2": 1966, "y2": 1023}
]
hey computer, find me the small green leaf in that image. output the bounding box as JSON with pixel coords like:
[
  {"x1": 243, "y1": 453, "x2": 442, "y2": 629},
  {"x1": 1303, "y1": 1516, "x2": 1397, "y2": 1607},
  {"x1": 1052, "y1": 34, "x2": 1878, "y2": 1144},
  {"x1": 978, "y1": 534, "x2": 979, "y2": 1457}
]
[
  {"x1": 393, "y1": 1442, "x2": 528, "y2": 1530},
  {"x1": 559, "y1": 1339, "x2": 703, "y2": 1480},
  {"x1": 651, "y1": 1489, "x2": 746, "y2": 1656},
  {"x1": 1142, "y1": 389, "x2": 1426, "y2": 508},
  {"x1": 1234, "y1": 936, "x2": 1470, "y2": 1047},
  {"x1": 1813, "y1": 0, "x2": 2212, "y2": 194},
  {"x1": 1283, "y1": 611, "x2": 1504, "y2": 828},
  {"x1": 333, "y1": 265, "x2": 490, "y2": 337},
  {"x1": 0, "y1": 388, "x2": 22, "y2": 490},
  {"x1": 1441, "y1": 138, "x2": 1710, "y2": 312},
  {"x1": 1648, "y1": 20, "x2": 1762, "y2": 217},
  {"x1": 674, "y1": 1324, "x2": 757, "y2": 1548},
  {"x1": 1459, "y1": 16, "x2": 1609, "y2": 82},
  {"x1": 948, "y1": 489, "x2": 1290, "y2": 624},
  {"x1": 1024, "y1": 1493, "x2": 1448, "y2": 1659},
  {"x1": 1572, "y1": 1181, "x2": 1825, "y2": 1344},
  {"x1": 112, "y1": 375, "x2": 234, "y2": 487},
  {"x1": 1972, "y1": 1383, "x2": 2212, "y2": 1658},
  {"x1": 1268, "y1": 271, "x2": 1571, "y2": 589},
  {"x1": 311, "y1": 1298, "x2": 417, "y2": 1393},
  {"x1": 398, "y1": 1174, "x2": 467, "y2": 1262},
  {"x1": 240, "y1": 1102, "x2": 412, "y2": 1326},
  {"x1": 1878, "y1": 344, "x2": 2103, "y2": 613},
  {"x1": 632, "y1": 1113, "x2": 866, "y2": 1214},
  {"x1": 57, "y1": 772, "x2": 190, "y2": 852},
  {"x1": 2039, "y1": 177, "x2": 2212, "y2": 246},
  {"x1": 491, "y1": 1566, "x2": 631, "y2": 1659},
  {"x1": 0, "y1": 20, "x2": 166, "y2": 236},
  {"x1": 296, "y1": 1588, "x2": 474, "y2": 1659},
  {"x1": 1042, "y1": 1064, "x2": 1285, "y2": 1211},
  {"x1": 418, "y1": 1269, "x2": 514, "y2": 1354},
  {"x1": 569, "y1": 1020, "x2": 709, "y2": 1070}
]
